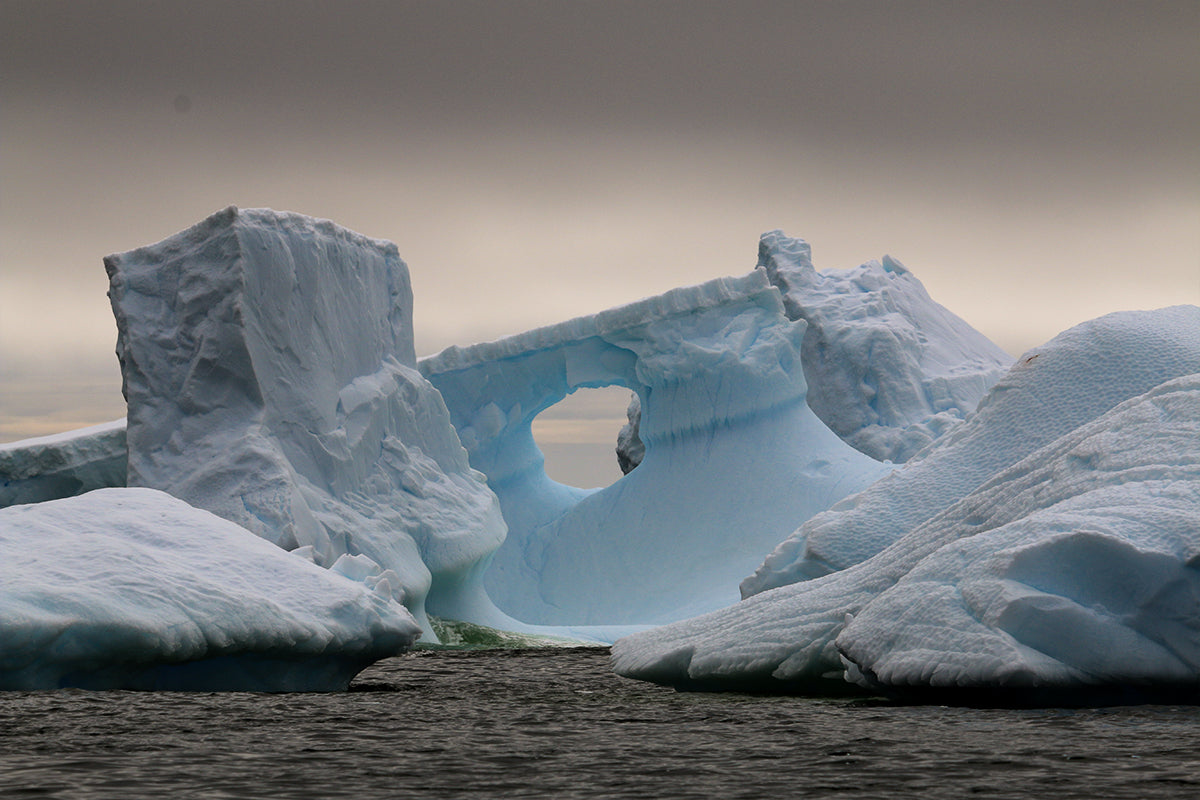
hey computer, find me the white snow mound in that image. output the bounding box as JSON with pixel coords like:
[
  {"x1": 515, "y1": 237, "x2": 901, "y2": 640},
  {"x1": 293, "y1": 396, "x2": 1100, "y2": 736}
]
[
  {"x1": 758, "y1": 231, "x2": 1013, "y2": 463},
  {"x1": 0, "y1": 488, "x2": 420, "y2": 691}
]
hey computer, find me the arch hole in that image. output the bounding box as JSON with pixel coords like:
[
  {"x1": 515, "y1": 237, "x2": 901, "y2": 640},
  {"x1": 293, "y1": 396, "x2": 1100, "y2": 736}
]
[{"x1": 530, "y1": 385, "x2": 636, "y2": 489}]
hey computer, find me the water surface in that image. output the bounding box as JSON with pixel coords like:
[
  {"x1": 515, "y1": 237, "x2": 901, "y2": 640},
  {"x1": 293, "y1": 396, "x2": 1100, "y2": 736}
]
[{"x1": 1, "y1": 648, "x2": 1197, "y2": 798}]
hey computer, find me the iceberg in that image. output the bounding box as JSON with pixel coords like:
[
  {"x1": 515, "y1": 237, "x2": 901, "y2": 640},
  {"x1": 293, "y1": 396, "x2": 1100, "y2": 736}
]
[
  {"x1": 614, "y1": 232, "x2": 1013, "y2": 471},
  {"x1": 0, "y1": 488, "x2": 420, "y2": 691},
  {"x1": 743, "y1": 305, "x2": 1200, "y2": 594},
  {"x1": 611, "y1": 313, "x2": 1200, "y2": 700},
  {"x1": 104, "y1": 207, "x2": 510, "y2": 639},
  {"x1": 0, "y1": 419, "x2": 126, "y2": 508},
  {"x1": 758, "y1": 231, "x2": 1013, "y2": 462},
  {"x1": 840, "y1": 374, "x2": 1200, "y2": 702},
  {"x1": 422, "y1": 271, "x2": 892, "y2": 626}
]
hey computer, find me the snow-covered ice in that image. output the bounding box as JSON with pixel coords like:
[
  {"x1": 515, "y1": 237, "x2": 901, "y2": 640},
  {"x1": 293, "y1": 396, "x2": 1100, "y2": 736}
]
[
  {"x1": 0, "y1": 488, "x2": 420, "y2": 691},
  {"x1": 612, "y1": 312, "x2": 1200, "y2": 700},
  {"x1": 105, "y1": 207, "x2": 510, "y2": 639},
  {"x1": 422, "y1": 270, "x2": 893, "y2": 626},
  {"x1": 743, "y1": 305, "x2": 1200, "y2": 594},
  {"x1": 0, "y1": 419, "x2": 127, "y2": 508}
]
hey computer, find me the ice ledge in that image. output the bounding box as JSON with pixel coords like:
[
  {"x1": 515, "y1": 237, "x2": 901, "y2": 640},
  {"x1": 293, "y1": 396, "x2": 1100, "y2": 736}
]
[
  {"x1": 421, "y1": 270, "x2": 779, "y2": 375},
  {"x1": 0, "y1": 419, "x2": 128, "y2": 508}
]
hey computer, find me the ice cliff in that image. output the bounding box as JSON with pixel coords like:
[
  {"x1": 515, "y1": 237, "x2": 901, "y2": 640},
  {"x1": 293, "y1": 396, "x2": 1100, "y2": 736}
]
[
  {"x1": 104, "y1": 207, "x2": 509, "y2": 639},
  {"x1": 0, "y1": 488, "x2": 420, "y2": 691},
  {"x1": 611, "y1": 308, "x2": 1200, "y2": 701},
  {"x1": 0, "y1": 419, "x2": 126, "y2": 507},
  {"x1": 421, "y1": 270, "x2": 893, "y2": 625}
]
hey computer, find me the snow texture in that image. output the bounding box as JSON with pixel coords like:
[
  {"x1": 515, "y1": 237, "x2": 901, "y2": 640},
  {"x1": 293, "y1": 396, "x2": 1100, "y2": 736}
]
[
  {"x1": 422, "y1": 271, "x2": 891, "y2": 626},
  {"x1": 104, "y1": 207, "x2": 509, "y2": 640},
  {"x1": 0, "y1": 488, "x2": 420, "y2": 691},
  {"x1": 757, "y1": 231, "x2": 1013, "y2": 463},
  {"x1": 612, "y1": 311, "x2": 1200, "y2": 699},
  {"x1": 0, "y1": 419, "x2": 127, "y2": 508},
  {"x1": 744, "y1": 305, "x2": 1200, "y2": 595}
]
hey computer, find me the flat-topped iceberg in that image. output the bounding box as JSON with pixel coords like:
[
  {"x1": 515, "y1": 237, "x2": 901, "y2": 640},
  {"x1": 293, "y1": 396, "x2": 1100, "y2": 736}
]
[
  {"x1": 0, "y1": 419, "x2": 126, "y2": 508},
  {"x1": 612, "y1": 310, "x2": 1200, "y2": 702},
  {"x1": 422, "y1": 270, "x2": 892, "y2": 626},
  {"x1": 104, "y1": 207, "x2": 510, "y2": 639},
  {"x1": 0, "y1": 488, "x2": 420, "y2": 691}
]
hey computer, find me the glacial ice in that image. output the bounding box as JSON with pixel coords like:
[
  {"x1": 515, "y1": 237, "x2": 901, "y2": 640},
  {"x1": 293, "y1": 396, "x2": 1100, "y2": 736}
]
[
  {"x1": 0, "y1": 488, "x2": 420, "y2": 691},
  {"x1": 756, "y1": 231, "x2": 1013, "y2": 463},
  {"x1": 742, "y1": 305, "x2": 1200, "y2": 594},
  {"x1": 612, "y1": 323, "x2": 1200, "y2": 699},
  {"x1": 422, "y1": 270, "x2": 893, "y2": 625},
  {"x1": 613, "y1": 232, "x2": 1013, "y2": 472},
  {"x1": 7, "y1": 207, "x2": 1196, "y2": 700},
  {"x1": 0, "y1": 419, "x2": 127, "y2": 508},
  {"x1": 104, "y1": 207, "x2": 510, "y2": 639}
]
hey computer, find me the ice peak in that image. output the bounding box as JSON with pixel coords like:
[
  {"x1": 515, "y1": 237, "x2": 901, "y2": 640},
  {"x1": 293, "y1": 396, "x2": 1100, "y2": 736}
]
[{"x1": 756, "y1": 229, "x2": 815, "y2": 278}]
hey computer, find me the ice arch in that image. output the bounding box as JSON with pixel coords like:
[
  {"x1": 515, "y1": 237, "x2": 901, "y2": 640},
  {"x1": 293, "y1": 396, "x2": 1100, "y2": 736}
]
[{"x1": 421, "y1": 271, "x2": 892, "y2": 626}]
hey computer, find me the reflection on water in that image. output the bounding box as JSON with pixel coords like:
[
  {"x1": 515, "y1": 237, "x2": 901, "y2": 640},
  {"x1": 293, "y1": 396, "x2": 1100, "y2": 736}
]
[{"x1": 1, "y1": 648, "x2": 1197, "y2": 799}]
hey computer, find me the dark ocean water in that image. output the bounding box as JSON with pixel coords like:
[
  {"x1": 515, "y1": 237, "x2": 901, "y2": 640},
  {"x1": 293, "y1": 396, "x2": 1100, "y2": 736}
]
[{"x1": 1, "y1": 647, "x2": 1198, "y2": 799}]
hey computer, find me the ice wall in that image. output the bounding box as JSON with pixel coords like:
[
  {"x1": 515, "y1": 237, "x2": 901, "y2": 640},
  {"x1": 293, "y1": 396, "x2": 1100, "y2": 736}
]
[
  {"x1": 612, "y1": 310, "x2": 1200, "y2": 700},
  {"x1": 0, "y1": 419, "x2": 126, "y2": 508},
  {"x1": 422, "y1": 271, "x2": 891, "y2": 626},
  {"x1": 759, "y1": 231, "x2": 1012, "y2": 462},
  {"x1": 614, "y1": 232, "x2": 1012, "y2": 471},
  {"x1": 0, "y1": 488, "x2": 420, "y2": 691},
  {"x1": 743, "y1": 305, "x2": 1200, "y2": 594},
  {"x1": 105, "y1": 207, "x2": 509, "y2": 638}
]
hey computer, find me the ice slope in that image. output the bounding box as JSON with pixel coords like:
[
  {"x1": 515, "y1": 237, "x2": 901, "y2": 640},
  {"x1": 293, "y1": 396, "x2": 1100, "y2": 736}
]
[
  {"x1": 422, "y1": 271, "x2": 892, "y2": 626},
  {"x1": 104, "y1": 207, "x2": 509, "y2": 639},
  {"x1": 0, "y1": 419, "x2": 127, "y2": 508},
  {"x1": 743, "y1": 305, "x2": 1200, "y2": 594},
  {"x1": 840, "y1": 374, "x2": 1200, "y2": 700},
  {"x1": 0, "y1": 488, "x2": 420, "y2": 691},
  {"x1": 612, "y1": 352, "x2": 1200, "y2": 700}
]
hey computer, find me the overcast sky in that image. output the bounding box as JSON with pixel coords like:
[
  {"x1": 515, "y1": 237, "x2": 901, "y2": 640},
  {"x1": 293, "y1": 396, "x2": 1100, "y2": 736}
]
[{"x1": 2, "y1": 1, "x2": 1197, "y2": 471}]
